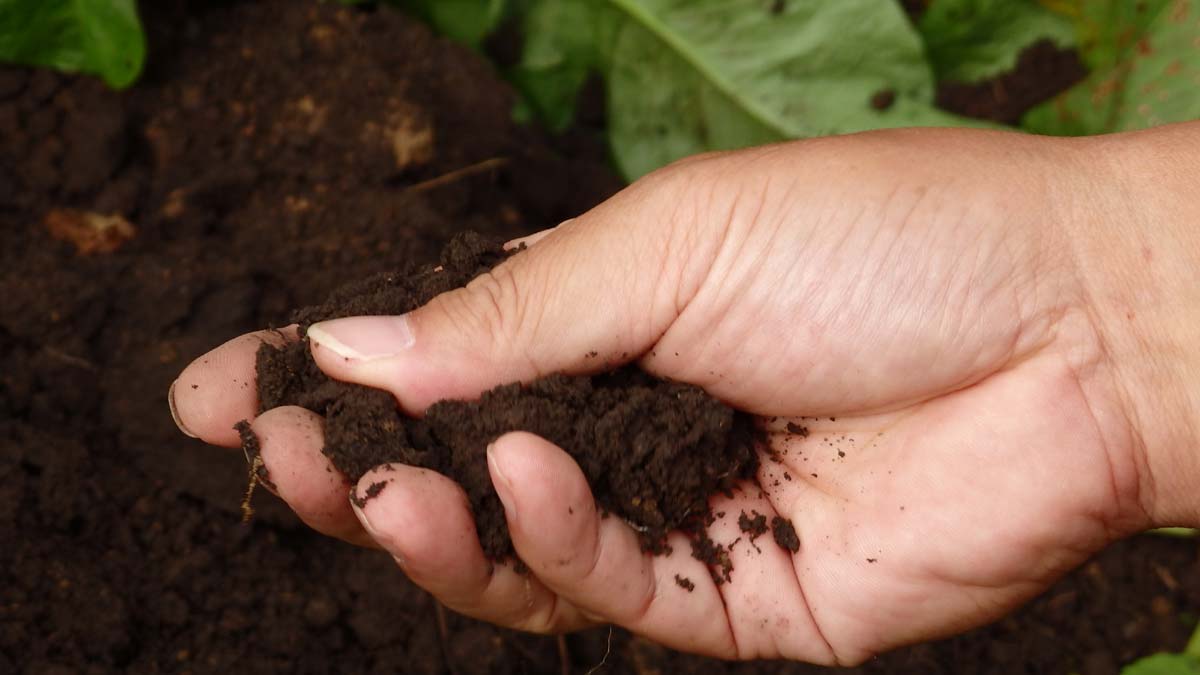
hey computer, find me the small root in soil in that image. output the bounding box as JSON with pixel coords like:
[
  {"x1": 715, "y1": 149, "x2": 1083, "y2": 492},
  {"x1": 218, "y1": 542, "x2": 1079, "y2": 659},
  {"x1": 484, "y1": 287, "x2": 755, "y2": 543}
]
[
  {"x1": 584, "y1": 627, "x2": 613, "y2": 675},
  {"x1": 241, "y1": 454, "x2": 265, "y2": 523}
]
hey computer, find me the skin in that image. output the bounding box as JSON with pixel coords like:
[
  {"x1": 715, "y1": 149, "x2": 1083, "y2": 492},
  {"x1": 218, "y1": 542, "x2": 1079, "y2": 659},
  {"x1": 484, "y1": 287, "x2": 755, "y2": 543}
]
[{"x1": 169, "y1": 124, "x2": 1200, "y2": 665}]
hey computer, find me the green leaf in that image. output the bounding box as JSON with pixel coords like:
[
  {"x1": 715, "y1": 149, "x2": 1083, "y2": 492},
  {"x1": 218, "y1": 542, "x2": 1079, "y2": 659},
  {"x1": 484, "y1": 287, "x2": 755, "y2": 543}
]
[
  {"x1": 1121, "y1": 653, "x2": 1200, "y2": 675},
  {"x1": 1022, "y1": 0, "x2": 1200, "y2": 135},
  {"x1": 918, "y1": 0, "x2": 1077, "y2": 83},
  {"x1": 0, "y1": 0, "x2": 146, "y2": 88},
  {"x1": 507, "y1": 0, "x2": 611, "y2": 131},
  {"x1": 601, "y1": 0, "x2": 981, "y2": 179},
  {"x1": 392, "y1": 0, "x2": 509, "y2": 49}
]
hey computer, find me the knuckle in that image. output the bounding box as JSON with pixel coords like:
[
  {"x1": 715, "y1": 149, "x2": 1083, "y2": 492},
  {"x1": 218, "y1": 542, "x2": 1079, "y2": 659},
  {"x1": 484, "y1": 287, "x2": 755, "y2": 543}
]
[{"x1": 432, "y1": 265, "x2": 537, "y2": 362}]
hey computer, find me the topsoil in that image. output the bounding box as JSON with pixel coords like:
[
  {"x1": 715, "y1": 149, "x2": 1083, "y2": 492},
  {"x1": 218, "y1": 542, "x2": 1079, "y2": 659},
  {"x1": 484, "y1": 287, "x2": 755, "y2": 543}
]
[{"x1": 1, "y1": 1, "x2": 1196, "y2": 674}]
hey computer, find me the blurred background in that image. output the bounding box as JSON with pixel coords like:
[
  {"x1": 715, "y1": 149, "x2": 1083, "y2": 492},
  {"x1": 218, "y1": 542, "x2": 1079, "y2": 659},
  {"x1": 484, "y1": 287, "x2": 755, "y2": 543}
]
[{"x1": 1, "y1": 1, "x2": 1197, "y2": 673}]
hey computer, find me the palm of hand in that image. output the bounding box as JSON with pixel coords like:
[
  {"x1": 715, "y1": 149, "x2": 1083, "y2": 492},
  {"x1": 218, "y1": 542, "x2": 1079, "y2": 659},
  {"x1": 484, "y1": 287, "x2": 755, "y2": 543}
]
[
  {"x1": 647, "y1": 140, "x2": 1146, "y2": 661},
  {"x1": 725, "y1": 362, "x2": 1126, "y2": 663}
]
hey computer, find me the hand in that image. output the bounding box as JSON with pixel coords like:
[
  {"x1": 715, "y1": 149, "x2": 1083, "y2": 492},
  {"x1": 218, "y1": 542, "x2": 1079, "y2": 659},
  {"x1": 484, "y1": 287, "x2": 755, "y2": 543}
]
[{"x1": 169, "y1": 125, "x2": 1200, "y2": 664}]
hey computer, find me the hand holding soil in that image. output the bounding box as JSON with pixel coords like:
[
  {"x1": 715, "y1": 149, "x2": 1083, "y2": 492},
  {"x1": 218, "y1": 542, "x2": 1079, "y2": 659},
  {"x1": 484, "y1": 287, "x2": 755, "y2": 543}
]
[{"x1": 170, "y1": 125, "x2": 1200, "y2": 664}]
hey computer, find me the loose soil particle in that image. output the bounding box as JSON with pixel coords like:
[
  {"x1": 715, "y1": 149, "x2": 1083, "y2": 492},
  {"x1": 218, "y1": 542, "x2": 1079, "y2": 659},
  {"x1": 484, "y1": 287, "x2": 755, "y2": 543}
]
[
  {"x1": 772, "y1": 517, "x2": 801, "y2": 554},
  {"x1": 739, "y1": 510, "x2": 770, "y2": 542},
  {"x1": 2, "y1": 1, "x2": 1197, "y2": 674}
]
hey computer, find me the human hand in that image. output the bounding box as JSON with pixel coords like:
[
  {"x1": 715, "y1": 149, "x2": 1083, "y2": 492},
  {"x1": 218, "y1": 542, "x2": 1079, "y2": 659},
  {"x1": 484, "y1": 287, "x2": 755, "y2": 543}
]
[{"x1": 169, "y1": 125, "x2": 1200, "y2": 664}]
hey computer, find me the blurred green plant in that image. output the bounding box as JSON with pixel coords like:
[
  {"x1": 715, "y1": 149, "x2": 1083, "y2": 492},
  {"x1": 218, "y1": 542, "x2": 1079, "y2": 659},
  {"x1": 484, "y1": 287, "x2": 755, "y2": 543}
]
[
  {"x1": 4, "y1": 0, "x2": 1200, "y2": 179},
  {"x1": 1024, "y1": 0, "x2": 1200, "y2": 134},
  {"x1": 1148, "y1": 527, "x2": 1199, "y2": 538},
  {"x1": 0, "y1": 0, "x2": 144, "y2": 88},
  {"x1": 1118, "y1": 618, "x2": 1200, "y2": 674},
  {"x1": 917, "y1": 0, "x2": 1076, "y2": 83}
]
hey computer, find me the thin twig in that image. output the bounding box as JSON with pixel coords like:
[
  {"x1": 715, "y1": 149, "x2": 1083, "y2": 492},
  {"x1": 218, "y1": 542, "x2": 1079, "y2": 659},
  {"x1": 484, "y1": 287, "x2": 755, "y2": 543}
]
[
  {"x1": 240, "y1": 455, "x2": 264, "y2": 523},
  {"x1": 584, "y1": 627, "x2": 613, "y2": 675},
  {"x1": 43, "y1": 346, "x2": 97, "y2": 372},
  {"x1": 405, "y1": 157, "x2": 508, "y2": 194}
]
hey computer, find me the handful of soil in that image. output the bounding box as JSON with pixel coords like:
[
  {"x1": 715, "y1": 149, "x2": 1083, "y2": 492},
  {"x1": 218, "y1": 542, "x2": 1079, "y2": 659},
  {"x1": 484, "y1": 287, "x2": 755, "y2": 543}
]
[{"x1": 252, "y1": 232, "x2": 760, "y2": 561}]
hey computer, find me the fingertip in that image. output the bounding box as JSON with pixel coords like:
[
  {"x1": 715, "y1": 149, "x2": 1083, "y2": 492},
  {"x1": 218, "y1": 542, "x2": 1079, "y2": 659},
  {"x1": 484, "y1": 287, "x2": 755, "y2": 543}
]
[
  {"x1": 253, "y1": 406, "x2": 371, "y2": 545},
  {"x1": 350, "y1": 464, "x2": 485, "y2": 577},
  {"x1": 173, "y1": 327, "x2": 295, "y2": 446},
  {"x1": 489, "y1": 432, "x2": 602, "y2": 572},
  {"x1": 488, "y1": 431, "x2": 584, "y2": 491}
]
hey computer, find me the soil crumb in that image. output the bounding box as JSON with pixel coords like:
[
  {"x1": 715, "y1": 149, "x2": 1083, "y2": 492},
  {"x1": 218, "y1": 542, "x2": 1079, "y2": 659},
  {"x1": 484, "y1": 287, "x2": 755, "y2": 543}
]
[
  {"x1": 738, "y1": 510, "x2": 769, "y2": 541},
  {"x1": 689, "y1": 530, "x2": 734, "y2": 585},
  {"x1": 785, "y1": 422, "x2": 809, "y2": 437},
  {"x1": 256, "y1": 232, "x2": 760, "y2": 560},
  {"x1": 351, "y1": 480, "x2": 390, "y2": 508},
  {"x1": 674, "y1": 575, "x2": 695, "y2": 592},
  {"x1": 771, "y1": 516, "x2": 800, "y2": 554}
]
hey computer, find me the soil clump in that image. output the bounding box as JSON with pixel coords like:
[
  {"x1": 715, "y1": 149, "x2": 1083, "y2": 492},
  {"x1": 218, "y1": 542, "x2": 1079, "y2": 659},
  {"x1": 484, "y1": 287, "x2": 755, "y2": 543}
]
[{"x1": 254, "y1": 232, "x2": 760, "y2": 560}]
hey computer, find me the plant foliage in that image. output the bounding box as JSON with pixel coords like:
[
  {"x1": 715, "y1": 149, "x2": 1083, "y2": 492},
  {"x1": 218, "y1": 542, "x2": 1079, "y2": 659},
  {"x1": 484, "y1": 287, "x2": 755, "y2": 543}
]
[
  {"x1": 1024, "y1": 0, "x2": 1200, "y2": 135},
  {"x1": 1119, "y1": 619, "x2": 1200, "y2": 674},
  {"x1": 3, "y1": 0, "x2": 1200, "y2": 179},
  {"x1": 0, "y1": 0, "x2": 144, "y2": 88}
]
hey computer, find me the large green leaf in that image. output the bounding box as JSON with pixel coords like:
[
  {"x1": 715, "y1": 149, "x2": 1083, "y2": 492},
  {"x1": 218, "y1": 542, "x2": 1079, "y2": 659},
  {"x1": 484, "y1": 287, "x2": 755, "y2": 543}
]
[
  {"x1": 345, "y1": 0, "x2": 508, "y2": 49},
  {"x1": 1023, "y1": 0, "x2": 1200, "y2": 135},
  {"x1": 918, "y1": 0, "x2": 1076, "y2": 83},
  {"x1": 0, "y1": 0, "x2": 145, "y2": 88},
  {"x1": 1121, "y1": 653, "x2": 1200, "y2": 675},
  {"x1": 507, "y1": 0, "x2": 611, "y2": 131},
  {"x1": 602, "y1": 0, "x2": 979, "y2": 179}
]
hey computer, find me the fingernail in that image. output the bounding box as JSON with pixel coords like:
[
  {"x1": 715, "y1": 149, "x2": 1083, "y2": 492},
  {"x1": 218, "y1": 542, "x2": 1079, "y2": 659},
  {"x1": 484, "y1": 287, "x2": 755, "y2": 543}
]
[
  {"x1": 350, "y1": 498, "x2": 385, "y2": 541},
  {"x1": 168, "y1": 380, "x2": 198, "y2": 438},
  {"x1": 307, "y1": 315, "x2": 415, "y2": 361},
  {"x1": 350, "y1": 498, "x2": 407, "y2": 567},
  {"x1": 487, "y1": 443, "x2": 518, "y2": 522}
]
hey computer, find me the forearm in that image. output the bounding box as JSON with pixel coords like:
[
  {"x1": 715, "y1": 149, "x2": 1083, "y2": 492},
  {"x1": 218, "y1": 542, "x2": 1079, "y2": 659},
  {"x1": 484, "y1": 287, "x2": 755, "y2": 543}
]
[{"x1": 1071, "y1": 122, "x2": 1200, "y2": 528}]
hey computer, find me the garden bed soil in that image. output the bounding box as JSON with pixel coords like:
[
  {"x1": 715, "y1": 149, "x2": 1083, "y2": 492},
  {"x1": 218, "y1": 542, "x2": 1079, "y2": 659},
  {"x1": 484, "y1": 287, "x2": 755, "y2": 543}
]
[{"x1": 1, "y1": 1, "x2": 1195, "y2": 674}]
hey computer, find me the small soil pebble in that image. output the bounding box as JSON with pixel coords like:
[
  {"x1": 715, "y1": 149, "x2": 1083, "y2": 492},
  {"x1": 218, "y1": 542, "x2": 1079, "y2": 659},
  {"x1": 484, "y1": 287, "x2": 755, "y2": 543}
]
[
  {"x1": 254, "y1": 232, "x2": 761, "y2": 561},
  {"x1": 785, "y1": 422, "x2": 809, "y2": 437},
  {"x1": 771, "y1": 516, "x2": 800, "y2": 553}
]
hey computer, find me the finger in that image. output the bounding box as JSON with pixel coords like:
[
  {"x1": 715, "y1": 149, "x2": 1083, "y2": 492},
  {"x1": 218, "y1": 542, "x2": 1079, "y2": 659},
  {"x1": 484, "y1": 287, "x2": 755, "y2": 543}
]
[
  {"x1": 303, "y1": 173, "x2": 705, "y2": 413},
  {"x1": 704, "y1": 484, "x2": 838, "y2": 663},
  {"x1": 250, "y1": 406, "x2": 374, "y2": 547},
  {"x1": 487, "y1": 431, "x2": 738, "y2": 658},
  {"x1": 170, "y1": 326, "x2": 298, "y2": 446},
  {"x1": 350, "y1": 464, "x2": 594, "y2": 632}
]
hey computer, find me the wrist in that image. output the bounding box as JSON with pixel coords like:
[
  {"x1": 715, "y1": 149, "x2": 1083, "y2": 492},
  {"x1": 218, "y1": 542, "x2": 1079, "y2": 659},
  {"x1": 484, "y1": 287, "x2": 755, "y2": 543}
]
[{"x1": 1069, "y1": 123, "x2": 1200, "y2": 529}]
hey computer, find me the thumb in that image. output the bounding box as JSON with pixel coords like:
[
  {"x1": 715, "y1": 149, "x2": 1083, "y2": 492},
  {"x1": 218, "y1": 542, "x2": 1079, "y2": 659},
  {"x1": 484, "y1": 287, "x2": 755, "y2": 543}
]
[{"x1": 306, "y1": 178, "x2": 703, "y2": 413}]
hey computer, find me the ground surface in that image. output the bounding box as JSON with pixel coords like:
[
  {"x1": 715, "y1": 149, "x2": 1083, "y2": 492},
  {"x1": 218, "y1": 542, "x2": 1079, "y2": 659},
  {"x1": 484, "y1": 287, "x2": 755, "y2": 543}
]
[{"x1": 0, "y1": 1, "x2": 1197, "y2": 673}]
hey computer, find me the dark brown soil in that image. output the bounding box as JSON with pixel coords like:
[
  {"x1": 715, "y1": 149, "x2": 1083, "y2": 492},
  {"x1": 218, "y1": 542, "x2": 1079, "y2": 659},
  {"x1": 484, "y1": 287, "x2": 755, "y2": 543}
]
[
  {"x1": 2, "y1": 1, "x2": 1197, "y2": 674},
  {"x1": 740, "y1": 510, "x2": 770, "y2": 541},
  {"x1": 771, "y1": 517, "x2": 801, "y2": 554},
  {"x1": 936, "y1": 39, "x2": 1088, "y2": 125},
  {"x1": 255, "y1": 231, "x2": 758, "y2": 560}
]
